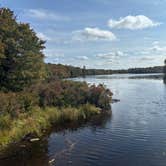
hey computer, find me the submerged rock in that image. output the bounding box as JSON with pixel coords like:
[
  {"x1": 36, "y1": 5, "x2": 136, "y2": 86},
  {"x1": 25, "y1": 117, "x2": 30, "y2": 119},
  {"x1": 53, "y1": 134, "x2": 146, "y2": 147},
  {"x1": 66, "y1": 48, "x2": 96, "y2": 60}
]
[
  {"x1": 29, "y1": 138, "x2": 40, "y2": 142},
  {"x1": 49, "y1": 158, "x2": 55, "y2": 164}
]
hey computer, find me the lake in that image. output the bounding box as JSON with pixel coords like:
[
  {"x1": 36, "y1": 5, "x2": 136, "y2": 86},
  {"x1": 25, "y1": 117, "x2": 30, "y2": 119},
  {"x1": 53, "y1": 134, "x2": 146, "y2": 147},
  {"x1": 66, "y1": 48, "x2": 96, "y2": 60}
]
[{"x1": 1, "y1": 73, "x2": 166, "y2": 166}]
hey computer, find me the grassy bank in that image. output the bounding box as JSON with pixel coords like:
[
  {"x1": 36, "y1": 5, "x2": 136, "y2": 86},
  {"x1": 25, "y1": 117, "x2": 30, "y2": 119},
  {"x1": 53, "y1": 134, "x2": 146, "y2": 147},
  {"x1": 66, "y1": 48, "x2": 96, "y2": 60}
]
[
  {"x1": 0, "y1": 81, "x2": 112, "y2": 152},
  {"x1": 0, "y1": 104, "x2": 100, "y2": 151}
]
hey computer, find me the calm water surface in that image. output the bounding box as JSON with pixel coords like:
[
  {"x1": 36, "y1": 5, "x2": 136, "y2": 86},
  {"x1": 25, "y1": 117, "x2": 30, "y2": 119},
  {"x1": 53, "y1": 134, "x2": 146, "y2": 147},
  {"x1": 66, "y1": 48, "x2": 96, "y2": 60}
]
[{"x1": 1, "y1": 73, "x2": 166, "y2": 166}]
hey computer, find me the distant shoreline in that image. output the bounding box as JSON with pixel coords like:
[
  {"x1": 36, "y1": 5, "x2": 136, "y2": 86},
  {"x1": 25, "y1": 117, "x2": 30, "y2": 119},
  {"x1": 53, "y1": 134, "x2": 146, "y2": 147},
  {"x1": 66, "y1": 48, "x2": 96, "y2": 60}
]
[{"x1": 48, "y1": 63, "x2": 164, "y2": 79}]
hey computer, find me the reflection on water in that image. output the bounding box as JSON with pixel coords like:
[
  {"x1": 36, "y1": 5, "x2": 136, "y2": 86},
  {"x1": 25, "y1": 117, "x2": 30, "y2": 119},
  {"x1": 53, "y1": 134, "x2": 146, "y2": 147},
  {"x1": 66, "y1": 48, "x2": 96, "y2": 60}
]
[
  {"x1": 164, "y1": 65, "x2": 166, "y2": 84},
  {"x1": 75, "y1": 73, "x2": 164, "y2": 80},
  {"x1": 1, "y1": 73, "x2": 166, "y2": 166}
]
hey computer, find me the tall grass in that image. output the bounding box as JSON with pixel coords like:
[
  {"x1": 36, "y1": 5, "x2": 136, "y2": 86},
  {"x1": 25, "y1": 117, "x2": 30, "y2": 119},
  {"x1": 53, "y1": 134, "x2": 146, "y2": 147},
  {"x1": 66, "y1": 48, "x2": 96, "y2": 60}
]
[{"x1": 0, "y1": 104, "x2": 100, "y2": 151}]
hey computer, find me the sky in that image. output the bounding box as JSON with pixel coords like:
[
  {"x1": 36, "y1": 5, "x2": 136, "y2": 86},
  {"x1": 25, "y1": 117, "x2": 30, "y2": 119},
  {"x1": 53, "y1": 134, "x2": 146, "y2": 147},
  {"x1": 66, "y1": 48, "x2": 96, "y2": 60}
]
[{"x1": 1, "y1": 0, "x2": 166, "y2": 69}]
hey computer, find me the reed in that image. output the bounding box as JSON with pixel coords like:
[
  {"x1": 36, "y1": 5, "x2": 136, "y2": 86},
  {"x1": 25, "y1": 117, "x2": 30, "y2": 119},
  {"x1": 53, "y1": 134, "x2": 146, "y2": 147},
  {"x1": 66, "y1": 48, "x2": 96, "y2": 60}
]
[{"x1": 0, "y1": 104, "x2": 100, "y2": 151}]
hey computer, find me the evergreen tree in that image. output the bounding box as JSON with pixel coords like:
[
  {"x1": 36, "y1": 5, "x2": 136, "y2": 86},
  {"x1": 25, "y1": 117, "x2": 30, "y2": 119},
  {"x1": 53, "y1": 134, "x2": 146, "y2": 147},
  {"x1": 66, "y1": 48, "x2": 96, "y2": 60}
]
[
  {"x1": 163, "y1": 60, "x2": 166, "y2": 84},
  {"x1": 82, "y1": 65, "x2": 86, "y2": 77},
  {"x1": 0, "y1": 8, "x2": 47, "y2": 91}
]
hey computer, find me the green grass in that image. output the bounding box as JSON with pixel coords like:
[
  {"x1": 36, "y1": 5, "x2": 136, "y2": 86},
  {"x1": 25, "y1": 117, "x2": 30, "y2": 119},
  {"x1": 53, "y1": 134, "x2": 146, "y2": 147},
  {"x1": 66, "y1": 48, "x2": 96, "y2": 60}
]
[{"x1": 0, "y1": 104, "x2": 100, "y2": 151}]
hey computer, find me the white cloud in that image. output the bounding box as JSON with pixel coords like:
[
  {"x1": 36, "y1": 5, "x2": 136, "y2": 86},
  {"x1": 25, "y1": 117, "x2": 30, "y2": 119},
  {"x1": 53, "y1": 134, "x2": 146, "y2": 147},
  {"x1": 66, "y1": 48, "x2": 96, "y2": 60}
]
[
  {"x1": 150, "y1": 45, "x2": 166, "y2": 52},
  {"x1": 37, "y1": 31, "x2": 70, "y2": 43},
  {"x1": 108, "y1": 15, "x2": 161, "y2": 30},
  {"x1": 130, "y1": 42, "x2": 166, "y2": 64},
  {"x1": 149, "y1": 42, "x2": 166, "y2": 53},
  {"x1": 44, "y1": 49, "x2": 64, "y2": 58},
  {"x1": 152, "y1": 41, "x2": 159, "y2": 45},
  {"x1": 25, "y1": 9, "x2": 70, "y2": 21},
  {"x1": 96, "y1": 53, "x2": 111, "y2": 59},
  {"x1": 136, "y1": 54, "x2": 165, "y2": 65},
  {"x1": 96, "y1": 51, "x2": 124, "y2": 59},
  {"x1": 114, "y1": 51, "x2": 124, "y2": 57},
  {"x1": 73, "y1": 27, "x2": 116, "y2": 41},
  {"x1": 76, "y1": 56, "x2": 89, "y2": 60}
]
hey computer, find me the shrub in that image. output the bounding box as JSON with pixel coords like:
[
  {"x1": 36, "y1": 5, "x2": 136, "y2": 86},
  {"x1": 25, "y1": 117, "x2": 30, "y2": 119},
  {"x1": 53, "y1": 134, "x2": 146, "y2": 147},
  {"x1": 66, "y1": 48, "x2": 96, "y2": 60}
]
[
  {"x1": 0, "y1": 92, "x2": 38, "y2": 117},
  {"x1": 0, "y1": 114, "x2": 12, "y2": 130},
  {"x1": 0, "y1": 92, "x2": 20, "y2": 117},
  {"x1": 0, "y1": 80, "x2": 112, "y2": 119},
  {"x1": 27, "y1": 80, "x2": 112, "y2": 110},
  {"x1": 18, "y1": 92, "x2": 39, "y2": 112},
  {"x1": 88, "y1": 84, "x2": 113, "y2": 110},
  {"x1": 28, "y1": 80, "x2": 89, "y2": 107}
]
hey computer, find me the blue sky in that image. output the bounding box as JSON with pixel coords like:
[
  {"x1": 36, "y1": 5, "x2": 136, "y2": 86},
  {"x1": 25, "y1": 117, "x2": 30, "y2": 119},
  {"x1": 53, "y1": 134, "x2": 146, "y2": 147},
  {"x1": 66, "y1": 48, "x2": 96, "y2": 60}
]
[{"x1": 1, "y1": 0, "x2": 166, "y2": 69}]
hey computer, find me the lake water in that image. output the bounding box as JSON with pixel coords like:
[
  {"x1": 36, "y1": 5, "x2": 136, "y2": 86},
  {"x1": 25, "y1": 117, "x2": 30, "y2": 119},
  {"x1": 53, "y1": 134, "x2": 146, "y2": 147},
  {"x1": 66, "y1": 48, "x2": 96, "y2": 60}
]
[{"x1": 1, "y1": 73, "x2": 166, "y2": 166}]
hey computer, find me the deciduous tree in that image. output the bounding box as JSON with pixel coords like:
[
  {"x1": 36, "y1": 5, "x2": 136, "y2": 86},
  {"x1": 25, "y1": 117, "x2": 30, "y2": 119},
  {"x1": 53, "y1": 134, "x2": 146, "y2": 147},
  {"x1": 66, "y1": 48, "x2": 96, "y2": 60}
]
[{"x1": 0, "y1": 8, "x2": 47, "y2": 91}]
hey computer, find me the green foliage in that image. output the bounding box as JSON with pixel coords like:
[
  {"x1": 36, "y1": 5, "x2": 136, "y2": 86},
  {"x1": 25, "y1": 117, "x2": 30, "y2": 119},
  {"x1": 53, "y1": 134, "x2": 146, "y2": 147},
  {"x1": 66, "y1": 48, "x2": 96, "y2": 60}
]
[
  {"x1": 18, "y1": 92, "x2": 39, "y2": 112},
  {"x1": 0, "y1": 114, "x2": 12, "y2": 130},
  {"x1": 0, "y1": 105, "x2": 100, "y2": 150},
  {"x1": 0, "y1": 92, "x2": 20, "y2": 117},
  {"x1": 0, "y1": 8, "x2": 47, "y2": 91},
  {"x1": 0, "y1": 92, "x2": 38, "y2": 117}
]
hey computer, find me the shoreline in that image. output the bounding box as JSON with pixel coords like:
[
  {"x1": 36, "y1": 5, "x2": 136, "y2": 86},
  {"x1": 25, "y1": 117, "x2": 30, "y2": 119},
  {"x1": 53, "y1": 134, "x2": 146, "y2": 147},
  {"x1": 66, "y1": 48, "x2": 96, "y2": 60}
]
[{"x1": 0, "y1": 104, "x2": 109, "y2": 154}]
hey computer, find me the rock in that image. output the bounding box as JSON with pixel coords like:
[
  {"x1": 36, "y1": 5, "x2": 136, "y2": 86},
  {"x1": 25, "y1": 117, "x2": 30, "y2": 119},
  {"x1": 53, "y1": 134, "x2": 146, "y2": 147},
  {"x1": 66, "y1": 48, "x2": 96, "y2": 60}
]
[
  {"x1": 22, "y1": 133, "x2": 36, "y2": 141},
  {"x1": 29, "y1": 138, "x2": 40, "y2": 142},
  {"x1": 49, "y1": 158, "x2": 55, "y2": 164}
]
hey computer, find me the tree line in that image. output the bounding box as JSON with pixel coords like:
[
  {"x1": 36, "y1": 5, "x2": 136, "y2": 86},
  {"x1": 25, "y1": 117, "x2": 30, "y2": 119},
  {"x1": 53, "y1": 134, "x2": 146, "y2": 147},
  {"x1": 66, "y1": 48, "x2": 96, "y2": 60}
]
[{"x1": 48, "y1": 63, "x2": 164, "y2": 79}]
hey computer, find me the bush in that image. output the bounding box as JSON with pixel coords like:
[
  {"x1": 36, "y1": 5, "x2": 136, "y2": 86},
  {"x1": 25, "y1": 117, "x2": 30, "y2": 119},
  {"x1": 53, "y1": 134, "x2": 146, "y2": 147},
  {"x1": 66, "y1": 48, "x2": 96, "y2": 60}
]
[
  {"x1": 18, "y1": 92, "x2": 39, "y2": 112},
  {"x1": 27, "y1": 80, "x2": 112, "y2": 110},
  {"x1": 0, "y1": 92, "x2": 38, "y2": 117},
  {"x1": 0, "y1": 93, "x2": 20, "y2": 117},
  {"x1": 0, "y1": 114, "x2": 12, "y2": 130},
  {"x1": 28, "y1": 80, "x2": 89, "y2": 107},
  {"x1": 88, "y1": 84, "x2": 113, "y2": 110},
  {"x1": 0, "y1": 80, "x2": 112, "y2": 119}
]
